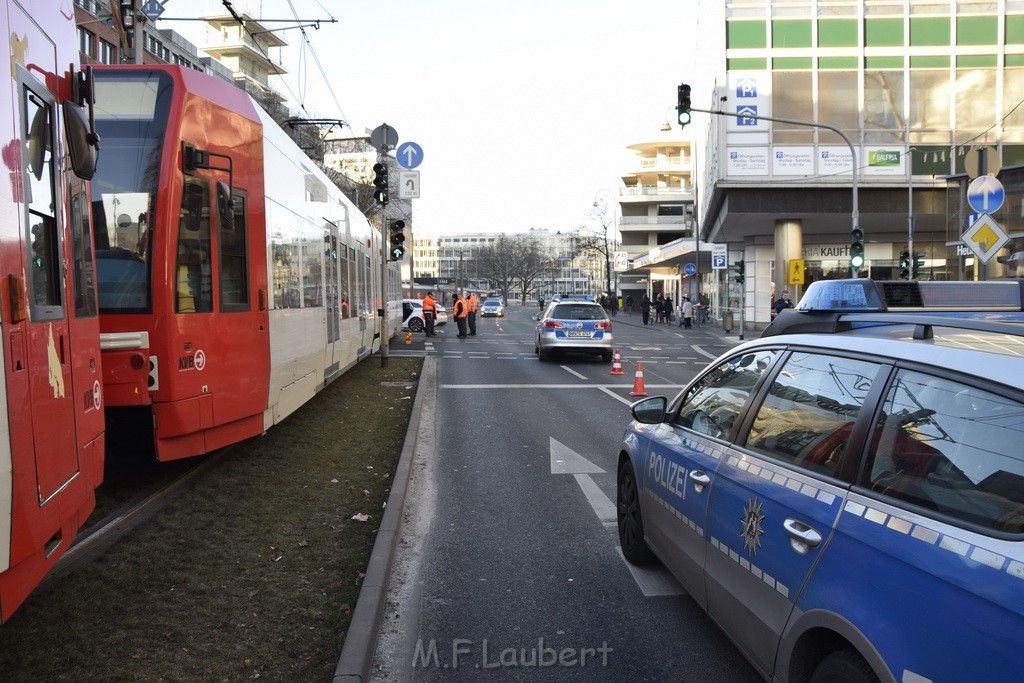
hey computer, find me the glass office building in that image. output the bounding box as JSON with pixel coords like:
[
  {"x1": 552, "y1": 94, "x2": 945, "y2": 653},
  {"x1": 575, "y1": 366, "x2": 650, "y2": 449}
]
[{"x1": 690, "y1": 1, "x2": 1024, "y2": 323}]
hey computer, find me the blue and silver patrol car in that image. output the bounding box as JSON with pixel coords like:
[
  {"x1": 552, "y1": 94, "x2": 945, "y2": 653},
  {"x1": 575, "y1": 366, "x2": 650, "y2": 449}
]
[
  {"x1": 535, "y1": 299, "x2": 613, "y2": 362},
  {"x1": 617, "y1": 278, "x2": 1024, "y2": 683}
]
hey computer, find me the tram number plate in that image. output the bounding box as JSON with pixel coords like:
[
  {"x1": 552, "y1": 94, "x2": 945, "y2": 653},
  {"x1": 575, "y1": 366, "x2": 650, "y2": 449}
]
[{"x1": 567, "y1": 331, "x2": 593, "y2": 338}]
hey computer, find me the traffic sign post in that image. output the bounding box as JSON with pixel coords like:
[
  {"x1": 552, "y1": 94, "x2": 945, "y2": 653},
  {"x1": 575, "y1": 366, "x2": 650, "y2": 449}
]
[{"x1": 967, "y1": 176, "x2": 1005, "y2": 215}]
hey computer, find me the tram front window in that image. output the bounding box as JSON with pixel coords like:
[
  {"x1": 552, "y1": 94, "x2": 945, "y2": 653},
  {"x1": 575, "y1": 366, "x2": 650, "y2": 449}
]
[{"x1": 91, "y1": 69, "x2": 173, "y2": 313}]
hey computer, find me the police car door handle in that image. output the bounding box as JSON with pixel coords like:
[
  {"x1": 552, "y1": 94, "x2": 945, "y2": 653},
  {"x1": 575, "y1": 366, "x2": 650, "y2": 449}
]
[
  {"x1": 783, "y1": 518, "x2": 822, "y2": 553},
  {"x1": 689, "y1": 470, "x2": 711, "y2": 491}
]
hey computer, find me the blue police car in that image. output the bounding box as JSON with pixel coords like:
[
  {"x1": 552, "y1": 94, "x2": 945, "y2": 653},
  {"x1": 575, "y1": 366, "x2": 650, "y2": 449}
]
[{"x1": 617, "y1": 278, "x2": 1024, "y2": 682}]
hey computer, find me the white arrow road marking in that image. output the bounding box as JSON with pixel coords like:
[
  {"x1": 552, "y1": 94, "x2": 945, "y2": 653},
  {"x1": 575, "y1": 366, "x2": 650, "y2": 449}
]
[
  {"x1": 692, "y1": 344, "x2": 721, "y2": 360},
  {"x1": 550, "y1": 438, "x2": 685, "y2": 597}
]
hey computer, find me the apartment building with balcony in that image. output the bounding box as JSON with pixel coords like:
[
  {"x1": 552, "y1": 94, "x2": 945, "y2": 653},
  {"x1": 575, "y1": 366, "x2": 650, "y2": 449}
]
[{"x1": 617, "y1": 125, "x2": 709, "y2": 306}]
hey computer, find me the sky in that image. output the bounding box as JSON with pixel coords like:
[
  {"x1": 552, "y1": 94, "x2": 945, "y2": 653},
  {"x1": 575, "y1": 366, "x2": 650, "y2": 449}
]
[{"x1": 159, "y1": 0, "x2": 698, "y2": 234}]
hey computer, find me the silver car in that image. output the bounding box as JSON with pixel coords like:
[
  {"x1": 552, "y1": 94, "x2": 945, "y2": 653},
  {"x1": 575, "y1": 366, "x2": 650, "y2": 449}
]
[
  {"x1": 480, "y1": 298, "x2": 505, "y2": 317},
  {"x1": 534, "y1": 300, "x2": 613, "y2": 362}
]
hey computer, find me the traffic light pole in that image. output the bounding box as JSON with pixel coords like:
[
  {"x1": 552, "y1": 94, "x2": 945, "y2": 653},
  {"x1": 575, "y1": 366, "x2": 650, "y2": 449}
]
[
  {"x1": 684, "y1": 105, "x2": 859, "y2": 276},
  {"x1": 379, "y1": 161, "x2": 389, "y2": 368}
]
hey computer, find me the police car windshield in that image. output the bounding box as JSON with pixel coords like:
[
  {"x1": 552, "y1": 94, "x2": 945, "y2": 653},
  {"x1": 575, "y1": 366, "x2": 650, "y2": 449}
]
[{"x1": 550, "y1": 303, "x2": 607, "y2": 320}]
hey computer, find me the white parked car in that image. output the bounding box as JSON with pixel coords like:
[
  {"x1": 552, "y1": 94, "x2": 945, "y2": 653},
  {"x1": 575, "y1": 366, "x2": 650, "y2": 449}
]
[{"x1": 401, "y1": 298, "x2": 447, "y2": 332}]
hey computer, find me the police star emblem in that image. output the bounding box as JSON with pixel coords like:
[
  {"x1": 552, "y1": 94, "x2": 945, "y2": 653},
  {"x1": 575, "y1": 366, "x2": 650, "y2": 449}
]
[{"x1": 740, "y1": 497, "x2": 765, "y2": 555}]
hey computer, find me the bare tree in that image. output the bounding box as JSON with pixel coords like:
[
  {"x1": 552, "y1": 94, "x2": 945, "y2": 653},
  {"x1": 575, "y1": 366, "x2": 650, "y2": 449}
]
[{"x1": 477, "y1": 234, "x2": 546, "y2": 303}]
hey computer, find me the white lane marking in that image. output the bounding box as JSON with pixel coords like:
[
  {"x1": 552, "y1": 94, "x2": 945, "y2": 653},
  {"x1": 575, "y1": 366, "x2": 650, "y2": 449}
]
[
  {"x1": 599, "y1": 386, "x2": 634, "y2": 405},
  {"x1": 550, "y1": 438, "x2": 606, "y2": 475},
  {"x1": 562, "y1": 366, "x2": 588, "y2": 380},
  {"x1": 616, "y1": 548, "x2": 687, "y2": 597},
  {"x1": 692, "y1": 344, "x2": 721, "y2": 360},
  {"x1": 574, "y1": 473, "x2": 616, "y2": 522},
  {"x1": 550, "y1": 439, "x2": 685, "y2": 598}
]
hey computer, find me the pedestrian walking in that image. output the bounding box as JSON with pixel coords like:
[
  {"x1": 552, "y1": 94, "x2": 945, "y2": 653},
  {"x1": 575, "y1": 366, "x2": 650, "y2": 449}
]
[
  {"x1": 452, "y1": 292, "x2": 469, "y2": 338},
  {"x1": 640, "y1": 294, "x2": 652, "y2": 325},
  {"x1": 654, "y1": 293, "x2": 665, "y2": 324},
  {"x1": 625, "y1": 295, "x2": 634, "y2": 315},
  {"x1": 680, "y1": 296, "x2": 694, "y2": 329},
  {"x1": 773, "y1": 289, "x2": 794, "y2": 320},
  {"x1": 466, "y1": 291, "x2": 479, "y2": 335},
  {"x1": 423, "y1": 291, "x2": 437, "y2": 337},
  {"x1": 663, "y1": 296, "x2": 674, "y2": 325}
]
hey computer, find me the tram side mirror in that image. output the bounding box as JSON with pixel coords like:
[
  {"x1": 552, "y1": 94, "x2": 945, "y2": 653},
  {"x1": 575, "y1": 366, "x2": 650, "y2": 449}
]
[
  {"x1": 216, "y1": 181, "x2": 234, "y2": 230},
  {"x1": 62, "y1": 101, "x2": 98, "y2": 180}
]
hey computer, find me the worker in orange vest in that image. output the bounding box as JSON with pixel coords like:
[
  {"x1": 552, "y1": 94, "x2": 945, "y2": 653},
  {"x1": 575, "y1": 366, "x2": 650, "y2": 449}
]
[
  {"x1": 452, "y1": 291, "x2": 469, "y2": 339},
  {"x1": 422, "y1": 291, "x2": 437, "y2": 337},
  {"x1": 466, "y1": 291, "x2": 479, "y2": 336}
]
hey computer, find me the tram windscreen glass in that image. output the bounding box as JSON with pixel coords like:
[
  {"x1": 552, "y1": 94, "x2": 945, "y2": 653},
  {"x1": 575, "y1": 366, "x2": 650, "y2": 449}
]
[{"x1": 90, "y1": 70, "x2": 173, "y2": 313}]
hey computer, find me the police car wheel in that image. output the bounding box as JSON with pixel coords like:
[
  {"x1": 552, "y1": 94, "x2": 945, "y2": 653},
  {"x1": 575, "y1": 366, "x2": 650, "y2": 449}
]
[
  {"x1": 409, "y1": 318, "x2": 424, "y2": 333},
  {"x1": 617, "y1": 460, "x2": 656, "y2": 566},
  {"x1": 809, "y1": 649, "x2": 877, "y2": 683},
  {"x1": 538, "y1": 347, "x2": 551, "y2": 361}
]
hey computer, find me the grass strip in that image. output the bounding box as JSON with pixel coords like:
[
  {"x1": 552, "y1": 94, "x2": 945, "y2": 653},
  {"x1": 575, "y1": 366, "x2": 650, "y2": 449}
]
[{"x1": 0, "y1": 356, "x2": 422, "y2": 681}]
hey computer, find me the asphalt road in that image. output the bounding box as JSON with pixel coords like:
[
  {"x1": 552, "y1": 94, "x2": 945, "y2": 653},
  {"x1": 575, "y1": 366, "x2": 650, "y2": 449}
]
[{"x1": 373, "y1": 306, "x2": 761, "y2": 681}]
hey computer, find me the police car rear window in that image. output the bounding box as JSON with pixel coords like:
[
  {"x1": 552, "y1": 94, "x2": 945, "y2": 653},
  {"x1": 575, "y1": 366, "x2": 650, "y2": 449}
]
[
  {"x1": 550, "y1": 304, "x2": 607, "y2": 321},
  {"x1": 863, "y1": 370, "x2": 1024, "y2": 534}
]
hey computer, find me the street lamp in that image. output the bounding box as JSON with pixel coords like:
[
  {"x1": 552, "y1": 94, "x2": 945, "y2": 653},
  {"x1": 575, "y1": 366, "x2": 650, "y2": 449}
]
[{"x1": 593, "y1": 189, "x2": 618, "y2": 300}]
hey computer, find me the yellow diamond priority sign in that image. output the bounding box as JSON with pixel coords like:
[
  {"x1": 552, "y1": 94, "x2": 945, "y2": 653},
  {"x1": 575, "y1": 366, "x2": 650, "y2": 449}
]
[{"x1": 962, "y1": 213, "x2": 1009, "y2": 265}]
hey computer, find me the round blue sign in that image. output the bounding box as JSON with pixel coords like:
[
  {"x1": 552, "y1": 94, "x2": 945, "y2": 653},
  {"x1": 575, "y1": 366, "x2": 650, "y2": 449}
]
[
  {"x1": 683, "y1": 263, "x2": 697, "y2": 276},
  {"x1": 396, "y1": 141, "x2": 424, "y2": 170}
]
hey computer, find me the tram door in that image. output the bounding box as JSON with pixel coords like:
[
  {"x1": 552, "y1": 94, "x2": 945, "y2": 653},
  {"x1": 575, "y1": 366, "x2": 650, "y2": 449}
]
[
  {"x1": 174, "y1": 179, "x2": 267, "y2": 437},
  {"x1": 16, "y1": 37, "x2": 79, "y2": 500}
]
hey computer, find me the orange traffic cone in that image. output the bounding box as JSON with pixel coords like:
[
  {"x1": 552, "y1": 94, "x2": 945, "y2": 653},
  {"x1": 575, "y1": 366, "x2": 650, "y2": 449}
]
[
  {"x1": 630, "y1": 362, "x2": 648, "y2": 397},
  {"x1": 610, "y1": 348, "x2": 624, "y2": 375}
]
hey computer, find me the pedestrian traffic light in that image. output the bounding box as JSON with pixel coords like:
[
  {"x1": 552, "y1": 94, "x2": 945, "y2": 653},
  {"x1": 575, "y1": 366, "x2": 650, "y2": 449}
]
[
  {"x1": 372, "y1": 162, "x2": 388, "y2": 205},
  {"x1": 389, "y1": 219, "x2": 406, "y2": 260},
  {"x1": 30, "y1": 223, "x2": 46, "y2": 269},
  {"x1": 850, "y1": 227, "x2": 865, "y2": 270},
  {"x1": 733, "y1": 259, "x2": 745, "y2": 285},
  {"x1": 912, "y1": 251, "x2": 926, "y2": 279},
  {"x1": 677, "y1": 83, "x2": 692, "y2": 126},
  {"x1": 899, "y1": 249, "x2": 910, "y2": 279}
]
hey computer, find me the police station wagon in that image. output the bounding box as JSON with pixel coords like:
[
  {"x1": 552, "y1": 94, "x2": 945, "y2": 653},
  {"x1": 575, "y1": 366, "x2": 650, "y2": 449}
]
[{"x1": 616, "y1": 279, "x2": 1024, "y2": 683}]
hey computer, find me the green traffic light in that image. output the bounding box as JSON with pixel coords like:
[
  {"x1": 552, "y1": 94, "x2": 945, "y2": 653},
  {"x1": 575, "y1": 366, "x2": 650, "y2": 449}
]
[{"x1": 851, "y1": 254, "x2": 865, "y2": 269}]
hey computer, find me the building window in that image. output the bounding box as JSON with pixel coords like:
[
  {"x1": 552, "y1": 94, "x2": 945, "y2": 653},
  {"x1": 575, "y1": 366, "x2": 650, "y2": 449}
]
[
  {"x1": 727, "y1": 20, "x2": 768, "y2": 48},
  {"x1": 78, "y1": 27, "x2": 94, "y2": 58},
  {"x1": 910, "y1": 16, "x2": 951, "y2": 46},
  {"x1": 772, "y1": 71, "x2": 814, "y2": 143},
  {"x1": 819, "y1": 70, "x2": 860, "y2": 136},
  {"x1": 864, "y1": 70, "x2": 905, "y2": 142},
  {"x1": 98, "y1": 39, "x2": 115, "y2": 64},
  {"x1": 772, "y1": 19, "x2": 812, "y2": 47},
  {"x1": 908, "y1": 70, "x2": 951, "y2": 142},
  {"x1": 817, "y1": 18, "x2": 858, "y2": 46}
]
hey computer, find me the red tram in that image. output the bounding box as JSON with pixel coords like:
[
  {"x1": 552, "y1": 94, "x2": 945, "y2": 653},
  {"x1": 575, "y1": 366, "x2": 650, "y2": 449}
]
[
  {"x1": 0, "y1": 0, "x2": 104, "y2": 621},
  {"x1": 89, "y1": 65, "x2": 402, "y2": 461}
]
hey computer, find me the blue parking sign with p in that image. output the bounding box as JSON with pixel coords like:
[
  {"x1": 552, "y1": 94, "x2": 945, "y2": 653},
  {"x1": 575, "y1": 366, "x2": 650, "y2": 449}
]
[{"x1": 736, "y1": 79, "x2": 757, "y2": 98}]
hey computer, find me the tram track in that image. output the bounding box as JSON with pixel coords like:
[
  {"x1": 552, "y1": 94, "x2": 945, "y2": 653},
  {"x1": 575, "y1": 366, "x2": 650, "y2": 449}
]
[{"x1": 40, "y1": 450, "x2": 226, "y2": 586}]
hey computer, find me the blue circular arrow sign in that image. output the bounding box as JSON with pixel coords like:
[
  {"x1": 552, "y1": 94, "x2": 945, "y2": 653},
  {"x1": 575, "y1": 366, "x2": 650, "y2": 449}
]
[
  {"x1": 967, "y1": 175, "x2": 1005, "y2": 214},
  {"x1": 683, "y1": 263, "x2": 697, "y2": 276},
  {"x1": 396, "y1": 141, "x2": 424, "y2": 170}
]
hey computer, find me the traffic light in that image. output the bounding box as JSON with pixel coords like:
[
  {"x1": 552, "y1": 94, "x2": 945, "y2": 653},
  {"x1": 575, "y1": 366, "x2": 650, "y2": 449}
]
[
  {"x1": 372, "y1": 162, "x2": 389, "y2": 205},
  {"x1": 324, "y1": 234, "x2": 337, "y2": 261},
  {"x1": 30, "y1": 223, "x2": 46, "y2": 269},
  {"x1": 912, "y1": 251, "x2": 925, "y2": 279},
  {"x1": 120, "y1": 0, "x2": 136, "y2": 48},
  {"x1": 850, "y1": 227, "x2": 865, "y2": 270},
  {"x1": 899, "y1": 249, "x2": 910, "y2": 279},
  {"x1": 733, "y1": 259, "x2": 745, "y2": 285},
  {"x1": 677, "y1": 83, "x2": 692, "y2": 126},
  {"x1": 389, "y1": 219, "x2": 406, "y2": 260}
]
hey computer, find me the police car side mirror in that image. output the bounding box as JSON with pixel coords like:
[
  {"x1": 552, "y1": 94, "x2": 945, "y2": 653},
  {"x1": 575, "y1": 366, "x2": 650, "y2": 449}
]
[{"x1": 630, "y1": 396, "x2": 667, "y2": 424}]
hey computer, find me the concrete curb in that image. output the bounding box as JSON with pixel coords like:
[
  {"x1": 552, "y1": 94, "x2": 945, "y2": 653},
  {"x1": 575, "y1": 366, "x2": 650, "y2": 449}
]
[{"x1": 333, "y1": 355, "x2": 436, "y2": 682}]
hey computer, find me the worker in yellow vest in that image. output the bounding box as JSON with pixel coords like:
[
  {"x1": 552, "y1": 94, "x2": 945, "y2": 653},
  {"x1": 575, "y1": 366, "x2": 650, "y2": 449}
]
[
  {"x1": 452, "y1": 292, "x2": 469, "y2": 339},
  {"x1": 466, "y1": 291, "x2": 479, "y2": 336},
  {"x1": 422, "y1": 291, "x2": 437, "y2": 337}
]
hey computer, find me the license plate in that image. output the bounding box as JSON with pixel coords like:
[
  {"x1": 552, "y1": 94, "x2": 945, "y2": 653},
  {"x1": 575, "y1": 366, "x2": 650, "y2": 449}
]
[{"x1": 567, "y1": 331, "x2": 593, "y2": 338}]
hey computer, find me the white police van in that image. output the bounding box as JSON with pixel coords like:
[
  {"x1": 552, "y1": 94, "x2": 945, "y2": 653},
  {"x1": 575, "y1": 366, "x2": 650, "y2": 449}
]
[{"x1": 617, "y1": 279, "x2": 1024, "y2": 682}]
